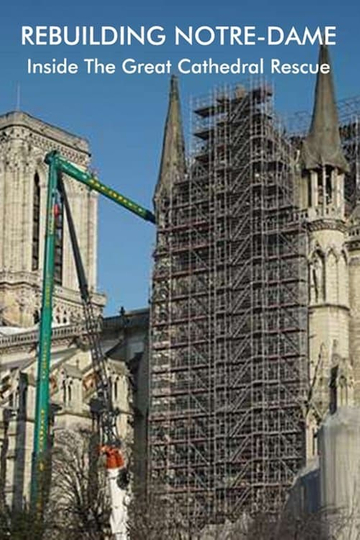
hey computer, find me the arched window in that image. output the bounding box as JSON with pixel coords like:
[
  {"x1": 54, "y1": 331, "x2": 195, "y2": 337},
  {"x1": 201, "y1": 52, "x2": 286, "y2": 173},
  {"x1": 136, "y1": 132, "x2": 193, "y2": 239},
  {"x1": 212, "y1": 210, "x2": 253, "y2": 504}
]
[
  {"x1": 21, "y1": 386, "x2": 27, "y2": 412},
  {"x1": 68, "y1": 381, "x2": 72, "y2": 403},
  {"x1": 113, "y1": 377, "x2": 119, "y2": 401},
  {"x1": 317, "y1": 170, "x2": 323, "y2": 206},
  {"x1": 32, "y1": 172, "x2": 41, "y2": 270},
  {"x1": 62, "y1": 378, "x2": 73, "y2": 404},
  {"x1": 62, "y1": 380, "x2": 67, "y2": 404},
  {"x1": 325, "y1": 166, "x2": 333, "y2": 205},
  {"x1": 307, "y1": 174, "x2": 312, "y2": 207}
]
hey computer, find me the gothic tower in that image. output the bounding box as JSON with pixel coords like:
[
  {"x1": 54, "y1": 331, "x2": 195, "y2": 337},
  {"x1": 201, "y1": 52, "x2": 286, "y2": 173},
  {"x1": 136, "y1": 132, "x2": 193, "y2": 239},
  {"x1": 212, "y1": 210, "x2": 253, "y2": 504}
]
[
  {"x1": 0, "y1": 111, "x2": 105, "y2": 327},
  {"x1": 300, "y1": 46, "x2": 352, "y2": 458},
  {"x1": 150, "y1": 74, "x2": 308, "y2": 528}
]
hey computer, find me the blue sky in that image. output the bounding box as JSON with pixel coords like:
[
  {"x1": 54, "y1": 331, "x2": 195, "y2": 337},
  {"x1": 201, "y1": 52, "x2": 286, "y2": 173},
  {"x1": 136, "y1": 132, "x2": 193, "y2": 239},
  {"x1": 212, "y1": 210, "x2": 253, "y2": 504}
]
[{"x1": 0, "y1": 0, "x2": 359, "y2": 314}]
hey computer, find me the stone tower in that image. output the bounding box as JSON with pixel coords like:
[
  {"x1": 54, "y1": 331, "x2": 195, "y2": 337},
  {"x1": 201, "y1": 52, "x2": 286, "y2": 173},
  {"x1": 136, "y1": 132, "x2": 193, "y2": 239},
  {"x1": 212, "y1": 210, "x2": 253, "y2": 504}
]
[
  {"x1": 0, "y1": 111, "x2": 105, "y2": 328},
  {"x1": 149, "y1": 74, "x2": 308, "y2": 527},
  {"x1": 300, "y1": 46, "x2": 352, "y2": 458}
]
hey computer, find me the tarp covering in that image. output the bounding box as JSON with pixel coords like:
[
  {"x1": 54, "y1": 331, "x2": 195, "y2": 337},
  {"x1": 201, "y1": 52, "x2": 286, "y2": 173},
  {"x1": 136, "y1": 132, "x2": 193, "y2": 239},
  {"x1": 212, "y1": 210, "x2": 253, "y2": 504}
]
[{"x1": 318, "y1": 407, "x2": 360, "y2": 539}]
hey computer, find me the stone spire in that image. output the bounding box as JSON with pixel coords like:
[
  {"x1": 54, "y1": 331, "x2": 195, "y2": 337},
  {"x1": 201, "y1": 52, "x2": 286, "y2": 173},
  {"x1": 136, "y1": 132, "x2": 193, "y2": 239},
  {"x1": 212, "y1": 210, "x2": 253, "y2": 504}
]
[
  {"x1": 302, "y1": 45, "x2": 349, "y2": 173},
  {"x1": 154, "y1": 76, "x2": 186, "y2": 204}
]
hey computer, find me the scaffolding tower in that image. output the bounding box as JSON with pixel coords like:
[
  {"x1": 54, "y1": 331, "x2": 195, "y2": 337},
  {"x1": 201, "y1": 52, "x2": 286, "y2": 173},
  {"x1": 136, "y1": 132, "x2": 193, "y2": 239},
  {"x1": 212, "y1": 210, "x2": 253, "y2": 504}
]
[{"x1": 149, "y1": 81, "x2": 309, "y2": 532}]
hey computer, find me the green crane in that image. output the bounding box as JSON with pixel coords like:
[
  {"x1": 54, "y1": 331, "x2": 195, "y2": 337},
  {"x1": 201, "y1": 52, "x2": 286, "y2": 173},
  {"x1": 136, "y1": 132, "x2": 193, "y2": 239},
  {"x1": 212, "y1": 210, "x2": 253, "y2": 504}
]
[{"x1": 30, "y1": 150, "x2": 155, "y2": 521}]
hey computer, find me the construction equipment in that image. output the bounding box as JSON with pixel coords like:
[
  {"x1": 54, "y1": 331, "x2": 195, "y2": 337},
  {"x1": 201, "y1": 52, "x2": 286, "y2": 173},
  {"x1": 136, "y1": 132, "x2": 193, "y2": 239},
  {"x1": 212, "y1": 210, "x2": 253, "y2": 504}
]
[{"x1": 30, "y1": 150, "x2": 155, "y2": 538}]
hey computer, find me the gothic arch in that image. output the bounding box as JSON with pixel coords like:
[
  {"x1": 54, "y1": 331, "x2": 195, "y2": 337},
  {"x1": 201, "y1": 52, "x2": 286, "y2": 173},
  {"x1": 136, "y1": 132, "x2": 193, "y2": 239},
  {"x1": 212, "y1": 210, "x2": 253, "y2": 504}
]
[
  {"x1": 325, "y1": 245, "x2": 340, "y2": 261},
  {"x1": 112, "y1": 375, "x2": 120, "y2": 401},
  {"x1": 330, "y1": 358, "x2": 354, "y2": 411},
  {"x1": 61, "y1": 373, "x2": 74, "y2": 405}
]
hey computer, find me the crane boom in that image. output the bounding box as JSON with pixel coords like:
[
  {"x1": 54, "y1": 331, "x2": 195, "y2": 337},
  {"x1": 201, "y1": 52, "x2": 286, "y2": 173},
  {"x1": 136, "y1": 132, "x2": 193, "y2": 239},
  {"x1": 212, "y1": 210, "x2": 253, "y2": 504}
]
[
  {"x1": 46, "y1": 152, "x2": 155, "y2": 224},
  {"x1": 31, "y1": 150, "x2": 155, "y2": 535}
]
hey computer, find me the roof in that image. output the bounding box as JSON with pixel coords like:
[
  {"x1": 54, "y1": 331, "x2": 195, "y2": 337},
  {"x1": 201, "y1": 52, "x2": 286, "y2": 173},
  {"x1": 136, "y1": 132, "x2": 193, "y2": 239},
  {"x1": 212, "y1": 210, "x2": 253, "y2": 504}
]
[{"x1": 154, "y1": 76, "x2": 186, "y2": 203}]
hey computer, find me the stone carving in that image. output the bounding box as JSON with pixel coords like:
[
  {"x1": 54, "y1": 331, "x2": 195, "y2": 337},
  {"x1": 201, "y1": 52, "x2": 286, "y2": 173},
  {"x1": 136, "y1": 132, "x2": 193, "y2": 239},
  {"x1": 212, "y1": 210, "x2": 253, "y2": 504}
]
[
  {"x1": 311, "y1": 253, "x2": 325, "y2": 303},
  {"x1": 329, "y1": 340, "x2": 354, "y2": 412}
]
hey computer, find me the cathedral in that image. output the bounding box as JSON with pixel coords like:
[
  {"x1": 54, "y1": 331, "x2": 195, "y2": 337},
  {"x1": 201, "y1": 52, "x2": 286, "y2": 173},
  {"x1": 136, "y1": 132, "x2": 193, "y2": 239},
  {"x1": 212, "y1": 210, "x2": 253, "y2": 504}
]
[
  {"x1": 0, "y1": 41, "x2": 360, "y2": 535},
  {"x1": 0, "y1": 111, "x2": 149, "y2": 509}
]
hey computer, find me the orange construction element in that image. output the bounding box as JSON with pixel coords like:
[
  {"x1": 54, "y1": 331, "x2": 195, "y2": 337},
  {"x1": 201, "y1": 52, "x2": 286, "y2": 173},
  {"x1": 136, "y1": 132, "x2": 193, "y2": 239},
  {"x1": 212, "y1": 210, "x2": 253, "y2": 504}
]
[{"x1": 100, "y1": 445, "x2": 125, "y2": 470}]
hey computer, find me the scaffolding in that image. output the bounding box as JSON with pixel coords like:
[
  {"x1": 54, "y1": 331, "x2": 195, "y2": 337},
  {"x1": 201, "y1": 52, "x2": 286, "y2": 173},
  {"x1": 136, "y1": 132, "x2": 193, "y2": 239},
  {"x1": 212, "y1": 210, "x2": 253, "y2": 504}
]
[{"x1": 149, "y1": 81, "x2": 310, "y2": 532}]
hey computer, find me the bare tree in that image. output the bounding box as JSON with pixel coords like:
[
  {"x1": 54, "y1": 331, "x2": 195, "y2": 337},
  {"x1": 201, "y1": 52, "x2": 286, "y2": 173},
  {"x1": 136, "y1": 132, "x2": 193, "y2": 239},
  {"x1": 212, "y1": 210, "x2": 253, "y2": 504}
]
[
  {"x1": 126, "y1": 488, "x2": 186, "y2": 540},
  {"x1": 46, "y1": 428, "x2": 111, "y2": 540}
]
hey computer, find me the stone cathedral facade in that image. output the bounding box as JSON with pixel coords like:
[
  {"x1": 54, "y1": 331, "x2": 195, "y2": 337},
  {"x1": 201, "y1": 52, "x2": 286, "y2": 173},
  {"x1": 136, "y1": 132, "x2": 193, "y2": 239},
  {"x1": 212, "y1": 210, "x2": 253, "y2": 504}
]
[
  {"x1": 300, "y1": 46, "x2": 359, "y2": 459},
  {"x1": 0, "y1": 112, "x2": 149, "y2": 509}
]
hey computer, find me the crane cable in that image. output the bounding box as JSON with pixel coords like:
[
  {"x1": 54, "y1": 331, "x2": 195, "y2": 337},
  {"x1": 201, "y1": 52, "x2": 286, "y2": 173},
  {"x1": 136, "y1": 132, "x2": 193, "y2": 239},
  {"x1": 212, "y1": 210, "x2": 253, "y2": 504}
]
[{"x1": 57, "y1": 173, "x2": 120, "y2": 447}]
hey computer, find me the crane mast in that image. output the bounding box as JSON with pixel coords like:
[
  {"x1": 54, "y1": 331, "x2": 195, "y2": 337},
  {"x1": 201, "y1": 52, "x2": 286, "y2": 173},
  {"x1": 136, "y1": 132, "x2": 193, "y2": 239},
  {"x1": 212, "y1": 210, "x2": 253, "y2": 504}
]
[{"x1": 30, "y1": 151, "x2": 155, "y2": 538}]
